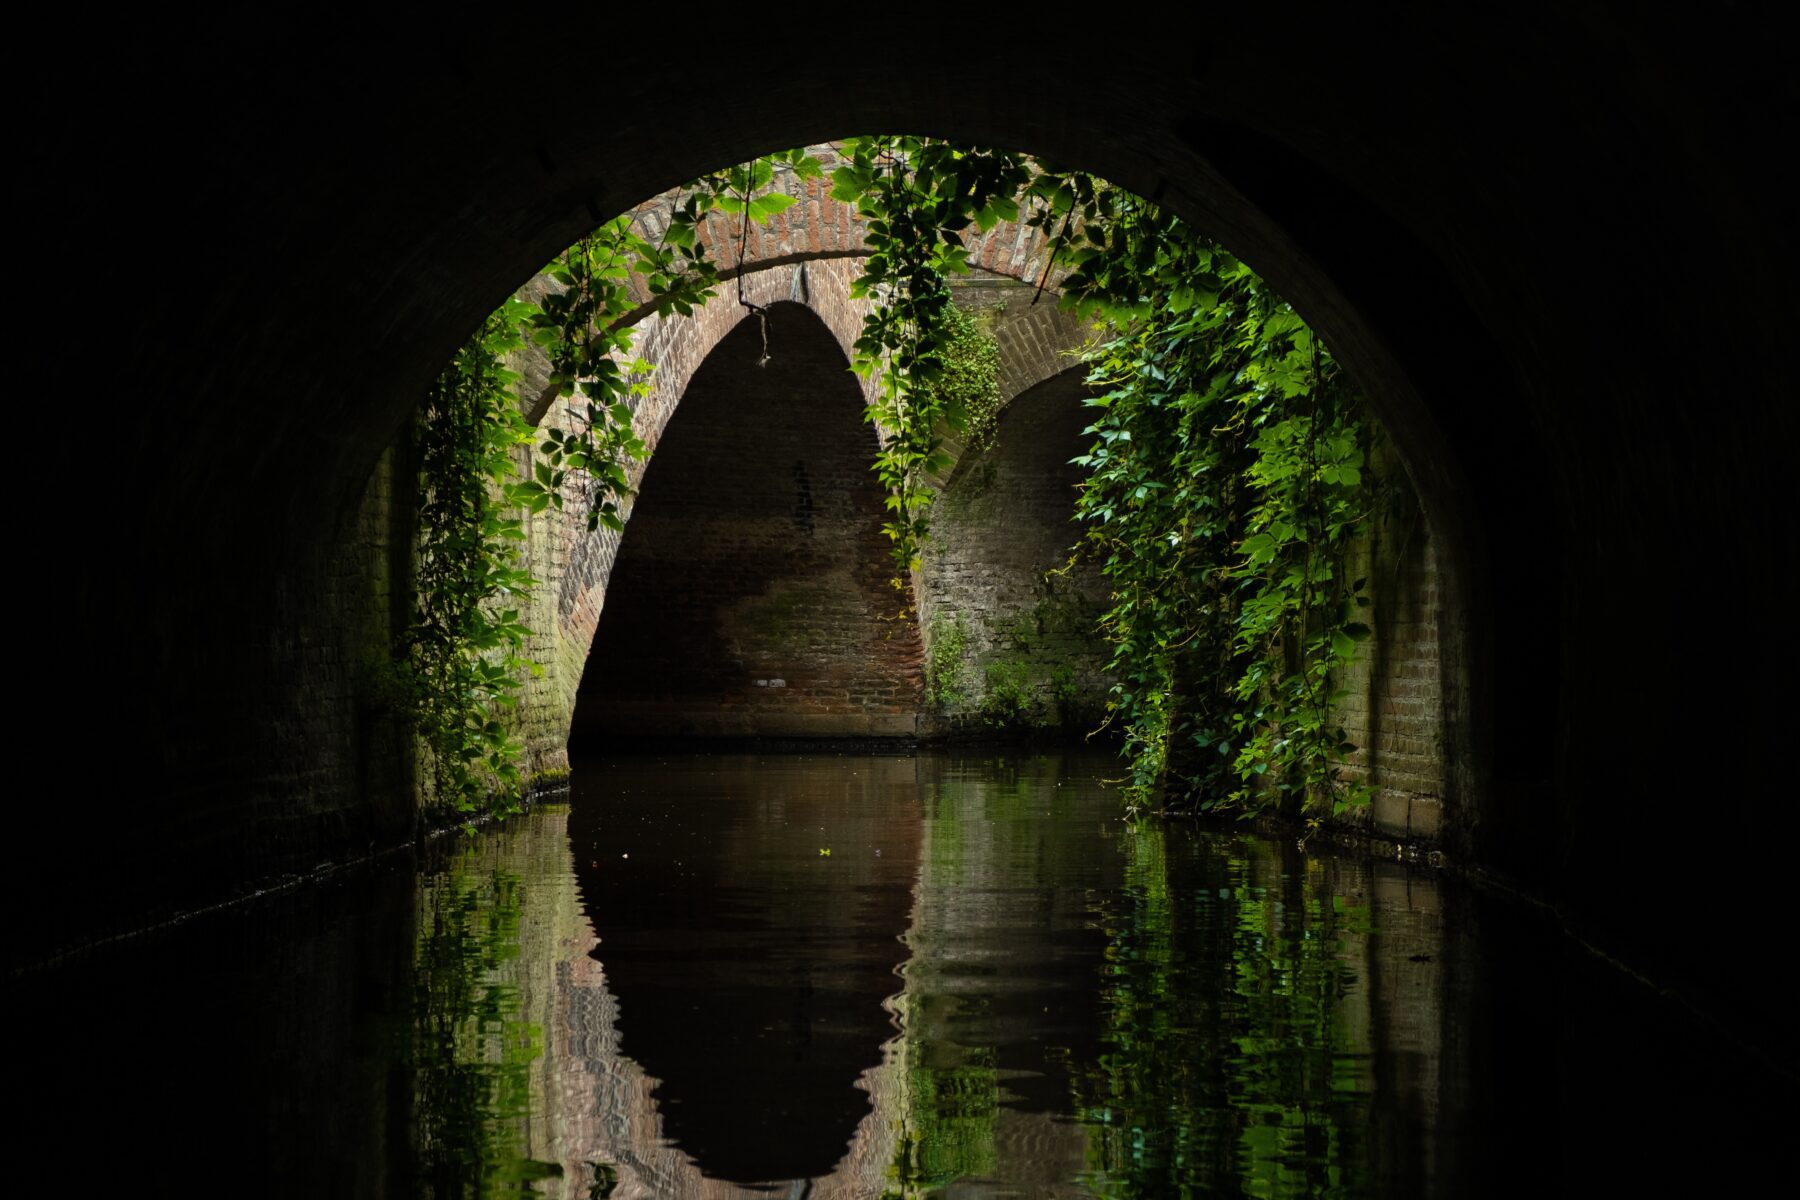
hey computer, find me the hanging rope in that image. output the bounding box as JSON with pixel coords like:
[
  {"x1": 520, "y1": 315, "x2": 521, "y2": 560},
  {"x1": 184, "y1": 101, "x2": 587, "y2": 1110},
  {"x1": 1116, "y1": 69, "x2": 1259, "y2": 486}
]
[{"x1": 734, "y1": 175, "x2": 771, "y2": 367}]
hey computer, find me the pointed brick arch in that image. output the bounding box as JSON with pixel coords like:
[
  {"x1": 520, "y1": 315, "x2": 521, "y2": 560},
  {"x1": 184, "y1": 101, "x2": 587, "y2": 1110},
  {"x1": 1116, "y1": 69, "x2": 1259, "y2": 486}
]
[
  {"x1": 511, "y1": 245, "x2": 1102, "y2": 764},
  {"x1": 568, "y1": 301, "x2": 922, "y2": 743}
]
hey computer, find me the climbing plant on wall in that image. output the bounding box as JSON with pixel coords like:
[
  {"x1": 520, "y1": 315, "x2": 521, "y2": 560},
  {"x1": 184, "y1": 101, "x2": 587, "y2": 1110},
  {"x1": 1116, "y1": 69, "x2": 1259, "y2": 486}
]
[
  {"x1": 934, "y1": 301, "x2": 1004, "y2": 453},
  {"x1": 826, "y1": 137, "x2": 1034, "y2": 591},
  {"x1": 413, "y1": 137, "x2": 1377, "y2": 821},
  {"x1": 1065, "y1": 209, "x2": 1375, "y2": 817},
  {"x1": 404, "y1": 298, "x2": 540, "y2": 817},
  {"x1": 521, "y1": 149, "x2": 825, "y2": 533},
  {"x1": 403, "y1": 152, "x2": 821, "y2": 815},
  {"x1": 830, "y1": 140, "x2": 1377, "y2": 817}
]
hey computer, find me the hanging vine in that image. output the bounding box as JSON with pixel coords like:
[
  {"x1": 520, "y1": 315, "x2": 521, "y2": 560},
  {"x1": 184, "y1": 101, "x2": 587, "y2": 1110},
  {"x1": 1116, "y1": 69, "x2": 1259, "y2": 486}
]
[
  {"x1": 403, "y1": 298, "x2": 539, "y2": 818},
  {"x1": 1056, "y1": 189, "x2": 1376, "y2": 818},
  {"x1": 403, "y1": 152, "x2": 821, "y2": 816},
  {"x1": 827, "y1": 137, "x2": 1033, "y2": 599},
  {"x1": 408, "y1": 138, "x2": 1378, "y2": 823}
]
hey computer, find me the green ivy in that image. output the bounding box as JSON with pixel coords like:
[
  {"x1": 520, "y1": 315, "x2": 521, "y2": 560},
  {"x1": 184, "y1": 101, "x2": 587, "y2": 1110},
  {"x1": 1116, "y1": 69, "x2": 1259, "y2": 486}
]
[
  {"x1": 980, "y1": 659, "x2": 1036, "y2": 726},
  {"x1": 411, "y1": 139, "x2": 1379, "y2": 824},
  {"x1": 923, "y1": 612, "x2": 972, "y2": 711},
  {"x1": 405, "y1": 153, "x2": 821, "y2": 817},
  {"x1": 935, "y1": 302, "x2": 1004, "y2": 453},
  {"x1": 518, "y1": 148, "x2": 825, "y2": 534},
  {"x1": 828, "y1": 137, "x2": 1035, "y2": 597},
  {"x1": 401, "y1": 299, "x2": 540, "y2": 817},
  {"x1": 1060, "y1": 193, "x2": 1376, "y2": 818}
]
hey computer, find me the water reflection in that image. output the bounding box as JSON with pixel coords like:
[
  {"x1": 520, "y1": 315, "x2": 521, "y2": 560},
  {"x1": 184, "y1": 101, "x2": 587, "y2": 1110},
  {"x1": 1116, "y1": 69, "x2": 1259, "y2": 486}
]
[
  {"x1": 540, "y1": 751, "x2": 1455, "y2": 1197},
  {"x1": 410, "y1": 862, "x2": 559, "y2": 1194},
  {"x1": 16, "y1": 750, "x2": 1791, "y2": 1196},
  {"x1": 566, "y1": 755, "x2": 923, "y2": 1184}
]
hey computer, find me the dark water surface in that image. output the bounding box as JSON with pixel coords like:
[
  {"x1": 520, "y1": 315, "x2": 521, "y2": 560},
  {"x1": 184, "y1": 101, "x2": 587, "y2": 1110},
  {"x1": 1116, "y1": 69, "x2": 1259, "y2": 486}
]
[{"x1": 15, "y1": 751, "x2": 1791, "y2": 1195}]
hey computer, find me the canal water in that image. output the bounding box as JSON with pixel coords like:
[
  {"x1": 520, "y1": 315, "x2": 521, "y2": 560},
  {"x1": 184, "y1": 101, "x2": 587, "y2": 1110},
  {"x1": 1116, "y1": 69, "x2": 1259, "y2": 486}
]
[{"x1": 15, "y1": 751, "x2": 1790, "y2": 1195}]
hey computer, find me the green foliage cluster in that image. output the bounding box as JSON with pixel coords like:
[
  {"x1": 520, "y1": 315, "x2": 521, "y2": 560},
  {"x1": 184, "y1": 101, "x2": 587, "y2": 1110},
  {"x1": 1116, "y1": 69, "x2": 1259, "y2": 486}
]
[
  {"x1": 933, "y1": 302, "x2": 1004, "y2": 453},
  {"x1": 1074, "y1": 830, "x2": 1369, "y2": 1196},
  {"x1": 519, "y1": 149, "x2": 822, "y2": 535},
  {"x1": 924, "y1": 593, "x2": 1094, "y2": 730},
  {"x1": 405, "y1": 152, "x2": 819, "y2": 815},
  {"x1": 923, "y1": 612, "x2": 972, "y2": 711},
  {"x1": 980, "y1": 659, "x2": 1035, "y2": 725},
  {"x1": 402, "y1": 300, "x2": 540, "y2": 817},
  {"x1": 412, "y1": 136, "x2": 1377, "y2": 821},
  {"x1": 1061, "y1": 195, "x2": 1375, "y2": 817}
]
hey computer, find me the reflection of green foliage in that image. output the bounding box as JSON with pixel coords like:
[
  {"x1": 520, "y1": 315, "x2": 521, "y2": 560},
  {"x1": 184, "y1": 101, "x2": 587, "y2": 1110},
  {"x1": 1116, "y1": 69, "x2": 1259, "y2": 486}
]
[
  {"x1": 1073, "y1": 830, "x2": 1369, "y2": 1198},
  {"x1": 402, "y1": 302, "x2": 540, "y2": 820},
  {"x1": 887, "y1": 1033, "x2": 1000, "y2": 1196},
  {"x1": 410, "y1": 863, "x2": 560, "y2": 1197},
  {"x1": 888, "y1": 759, "x2": 1381, "y2": 1195}
]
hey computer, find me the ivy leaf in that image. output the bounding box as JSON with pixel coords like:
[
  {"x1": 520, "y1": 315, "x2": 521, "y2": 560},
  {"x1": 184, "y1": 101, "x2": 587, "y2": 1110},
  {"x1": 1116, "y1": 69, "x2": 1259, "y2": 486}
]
[
  {"x1": 749, "y1": 192, "x2": 798, "y2": 221},
  {"x1": 831, "y1": 165, "x2": 873, "y2": 203}
]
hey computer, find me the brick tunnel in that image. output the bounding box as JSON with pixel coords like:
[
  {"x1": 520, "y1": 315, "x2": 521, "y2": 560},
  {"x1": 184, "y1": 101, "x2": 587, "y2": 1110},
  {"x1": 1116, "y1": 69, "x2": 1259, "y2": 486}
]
[
  {"x1": 571, "y1": 303, "x2": 924, "y2": 744},
  {"x1": 23, "y1": 14, "x2": 1796, "y2": 1073}
]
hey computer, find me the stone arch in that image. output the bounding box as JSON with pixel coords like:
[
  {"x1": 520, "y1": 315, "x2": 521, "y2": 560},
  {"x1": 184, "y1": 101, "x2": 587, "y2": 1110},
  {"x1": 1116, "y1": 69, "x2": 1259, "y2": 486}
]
[
  {"x1": 35, "y1": 20, "x2": 1795, "y2": 1057},
  {"x1": 511, "y1": 261, "x2": 881, "y2": 763},
  {"x1": 561, "y1": 298, "x2": 925, "y2": 745},
  {"x1": 514, "y1": 195, "x2": 1102, "y2": 765}
]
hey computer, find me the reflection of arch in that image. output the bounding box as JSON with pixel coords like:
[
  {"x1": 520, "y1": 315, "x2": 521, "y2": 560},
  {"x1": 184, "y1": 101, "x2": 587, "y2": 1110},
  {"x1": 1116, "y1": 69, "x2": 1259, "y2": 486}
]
[{"x1": 564, "y1": 754, "x2": 925, "y2": 1184}]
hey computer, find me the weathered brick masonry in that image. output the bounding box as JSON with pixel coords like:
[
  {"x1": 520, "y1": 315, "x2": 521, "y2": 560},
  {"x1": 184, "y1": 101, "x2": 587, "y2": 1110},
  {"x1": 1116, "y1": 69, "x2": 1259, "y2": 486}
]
[
  {"x1": 488, "y1": 170, "x2": 1447, "y2": 832},
  {"x1": 914, "y1": 278, "x2": 1114, "y2": 734},
  {"x1": 1337, "y1": 443, "x2": 1446, "y2": 841},
  {"x1": 570, "y1": 303, "x2": 925, "y2": 740},
  {"x1": 42, "y1": 21, "x2": 1791, "y2": 1053}
]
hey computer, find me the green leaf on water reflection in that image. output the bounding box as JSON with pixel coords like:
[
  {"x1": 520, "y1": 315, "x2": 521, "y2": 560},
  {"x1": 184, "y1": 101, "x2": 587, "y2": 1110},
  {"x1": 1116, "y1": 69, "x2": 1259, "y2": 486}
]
[
  {"x1": 410, "y1": 864, "x2": 555, "y2": 1196},
  {"x1": 1071, "y1": 827, "x2": 1372, "y2": 1197}
]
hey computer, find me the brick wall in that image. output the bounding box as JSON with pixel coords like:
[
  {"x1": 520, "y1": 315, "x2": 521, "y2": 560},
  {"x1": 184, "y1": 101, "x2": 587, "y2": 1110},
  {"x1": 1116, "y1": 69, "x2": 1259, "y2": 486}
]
[
  {"x1": 461, "y1": 186, "x2": 1442, "y2": 827},
  {"x1": 1335, "y1": 439, "x2": 1446, "y2": 840},
  {"x1": 568, "y1": 303, "x2": 924, "y2": 742},
  {"x1": 916, "y1": 278, "x2": 1113, "y2": 733}
]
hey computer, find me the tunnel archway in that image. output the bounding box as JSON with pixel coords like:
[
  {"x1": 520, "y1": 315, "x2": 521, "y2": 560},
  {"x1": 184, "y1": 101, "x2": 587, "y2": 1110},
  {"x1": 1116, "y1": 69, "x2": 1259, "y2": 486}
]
[
  {"x1": 570, "y1": 301, "x2": 923, "y2": 744},
  {"x1": 29, "y1": 18, "x2": 1796, "y2": 1065},
  {"x1": 915, "y1": 361, "x2": 1113, "y2": 733}
]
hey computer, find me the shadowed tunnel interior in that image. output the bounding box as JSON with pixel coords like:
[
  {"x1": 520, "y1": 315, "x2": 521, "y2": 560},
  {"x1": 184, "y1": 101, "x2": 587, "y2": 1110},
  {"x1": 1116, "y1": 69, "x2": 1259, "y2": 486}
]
[
  {"x1": 23, "y1": 14, "x2": 1796, "y2": 1077},
  {"x1": 571, "y1": 303, "x2": 922, "y2": 745},
  {"x1": 916, "y1": 361, "x2": 1115, "y2": 732}
]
